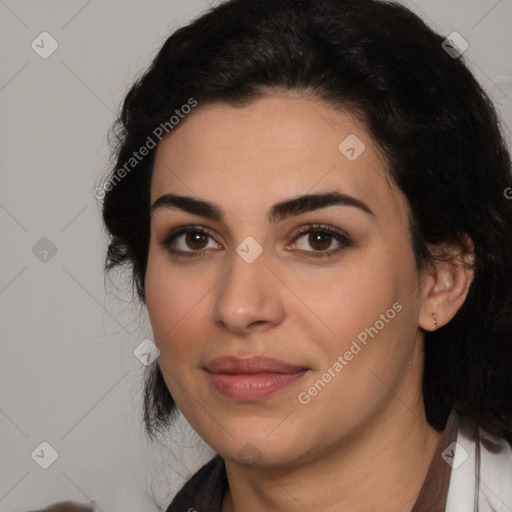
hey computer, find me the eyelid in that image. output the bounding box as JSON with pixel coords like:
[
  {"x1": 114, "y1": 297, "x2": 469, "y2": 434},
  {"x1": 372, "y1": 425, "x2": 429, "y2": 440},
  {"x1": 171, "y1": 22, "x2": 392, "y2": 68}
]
[
  {"x1": 290, "y1": 223, "x2": 351, "y2": 242},
  {"x1": 162, "y1": 224, "x2": 212, "y2": 243}
]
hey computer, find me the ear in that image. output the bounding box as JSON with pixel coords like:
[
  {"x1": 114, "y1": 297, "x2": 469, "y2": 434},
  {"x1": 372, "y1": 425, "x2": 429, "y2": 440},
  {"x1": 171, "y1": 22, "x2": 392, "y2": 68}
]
[{"x1": 418, "y1": 236, "x2": 475, "y2": 331}]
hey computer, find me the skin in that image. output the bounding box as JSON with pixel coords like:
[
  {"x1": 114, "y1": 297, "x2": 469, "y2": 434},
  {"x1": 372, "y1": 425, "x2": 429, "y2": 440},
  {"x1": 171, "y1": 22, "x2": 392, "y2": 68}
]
[{"x1": 145, "y1": 93, "x2": 474, "y2": 512}]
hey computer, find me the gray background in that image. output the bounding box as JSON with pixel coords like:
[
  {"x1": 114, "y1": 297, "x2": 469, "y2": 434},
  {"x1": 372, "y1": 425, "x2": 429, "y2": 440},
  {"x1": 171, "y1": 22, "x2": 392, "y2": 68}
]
[{"x1": 1, "y1": 1, "x2": 511, "y2": 511}]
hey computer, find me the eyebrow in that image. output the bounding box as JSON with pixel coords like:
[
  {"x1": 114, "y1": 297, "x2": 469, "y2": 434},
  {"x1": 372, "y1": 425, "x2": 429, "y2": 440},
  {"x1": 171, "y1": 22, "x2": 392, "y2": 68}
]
[{"x1": 150, "y1": 190, "x2": 375, "y2": 224}]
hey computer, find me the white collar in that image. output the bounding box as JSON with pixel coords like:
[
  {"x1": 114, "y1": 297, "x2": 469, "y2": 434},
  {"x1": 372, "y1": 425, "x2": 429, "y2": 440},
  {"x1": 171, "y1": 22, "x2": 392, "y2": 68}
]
[{"x1": 446, "y1": 421, "x2": 512, "y2": 511}]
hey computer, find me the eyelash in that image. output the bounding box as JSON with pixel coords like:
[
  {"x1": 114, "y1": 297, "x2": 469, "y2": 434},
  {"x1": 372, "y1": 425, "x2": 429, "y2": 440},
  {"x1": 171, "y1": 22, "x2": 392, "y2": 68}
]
[{"x1": 160, "y1": 224, "x2": 352, "y2": 260}]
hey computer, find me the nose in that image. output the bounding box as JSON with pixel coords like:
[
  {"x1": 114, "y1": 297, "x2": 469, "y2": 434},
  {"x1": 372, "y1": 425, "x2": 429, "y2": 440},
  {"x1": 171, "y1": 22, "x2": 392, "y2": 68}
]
[{"x1": 212, "y1": 247, "x2": 286, "y2": 335}]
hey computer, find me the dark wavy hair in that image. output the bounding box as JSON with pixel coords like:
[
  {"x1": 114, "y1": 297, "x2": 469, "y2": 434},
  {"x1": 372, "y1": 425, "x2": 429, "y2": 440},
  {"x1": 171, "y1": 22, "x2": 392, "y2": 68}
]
[{"x1": 99, "y1": 0, "x2": 512, "y2": 443}]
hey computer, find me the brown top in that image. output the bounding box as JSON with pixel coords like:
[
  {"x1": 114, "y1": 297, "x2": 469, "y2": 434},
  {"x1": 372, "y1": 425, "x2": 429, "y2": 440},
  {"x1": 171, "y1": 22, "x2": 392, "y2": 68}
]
[{"x1": 166, "y1": 410, "x2": 459, "y2": 512}]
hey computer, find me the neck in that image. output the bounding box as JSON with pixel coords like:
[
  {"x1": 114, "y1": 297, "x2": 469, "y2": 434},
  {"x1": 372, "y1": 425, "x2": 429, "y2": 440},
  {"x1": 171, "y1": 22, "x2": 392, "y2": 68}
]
[{"x1": 221, "y1": 402, "x2": 442, "y2": 512}]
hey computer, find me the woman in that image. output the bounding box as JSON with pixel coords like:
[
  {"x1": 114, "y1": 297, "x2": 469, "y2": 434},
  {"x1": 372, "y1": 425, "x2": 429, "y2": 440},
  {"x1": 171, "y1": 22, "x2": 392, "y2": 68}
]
[{"x1": 98, "y1": 0, "x2": 512, "y2": 510}]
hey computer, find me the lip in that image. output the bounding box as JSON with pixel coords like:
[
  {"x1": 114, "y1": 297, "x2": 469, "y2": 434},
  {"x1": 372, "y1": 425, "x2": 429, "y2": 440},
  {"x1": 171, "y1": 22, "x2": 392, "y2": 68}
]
[
  {"x1": 205, "y1": 356, "x2": 309, "y2": 401},
  {"x1": 205, "y1": 355, "x2": 308, "y2": 374}
]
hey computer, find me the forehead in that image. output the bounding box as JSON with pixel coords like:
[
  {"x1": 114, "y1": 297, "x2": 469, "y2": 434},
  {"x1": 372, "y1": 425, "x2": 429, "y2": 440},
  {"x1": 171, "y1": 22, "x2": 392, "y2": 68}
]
[{"x1": 151, "y1": 94, "x2": 406, "y2": 221}]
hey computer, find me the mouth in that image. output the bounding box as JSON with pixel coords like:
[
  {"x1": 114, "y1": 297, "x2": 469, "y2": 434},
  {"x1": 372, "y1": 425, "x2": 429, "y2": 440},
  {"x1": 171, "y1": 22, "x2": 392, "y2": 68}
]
[{"x1": 204, "y1": 356, "x2": 309, "y2": 401}]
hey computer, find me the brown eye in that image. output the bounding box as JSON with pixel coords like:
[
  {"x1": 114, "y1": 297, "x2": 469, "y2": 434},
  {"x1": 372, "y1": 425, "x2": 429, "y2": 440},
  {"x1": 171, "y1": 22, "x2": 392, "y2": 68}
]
[
  {"x1": 184, "y1": 231, "x2": 209, "y2": 250},
  {"x1": 162, "y1": 226, "x2": 221, "y2": 257},
  {"x1": 307, "y1": 230, "x2": 334, "y2": 251},
  {"x1": 291, "y1": 224, "x2": 352, "y2": 259}
]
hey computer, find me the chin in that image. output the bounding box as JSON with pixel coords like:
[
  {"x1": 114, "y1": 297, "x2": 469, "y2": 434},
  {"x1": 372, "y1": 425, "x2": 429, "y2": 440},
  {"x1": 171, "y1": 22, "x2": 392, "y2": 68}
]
[{"x1": 209, "y1": 419, "x2": 307, "y2": 467}]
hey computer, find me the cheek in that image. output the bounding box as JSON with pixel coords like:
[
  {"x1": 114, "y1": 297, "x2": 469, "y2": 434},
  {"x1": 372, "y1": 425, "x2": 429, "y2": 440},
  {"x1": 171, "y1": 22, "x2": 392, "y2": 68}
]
[
  {"x1": 313, "y1": 240, "x2": 420, "y2": 371},
  {"x1": 145, "y1": 250, "x2": 185, "y2": 349},
  {"x1": 318, "y1": 251, "x2": 399, "y2": 332},
  {"x1": 144, "y1": 251, "x2": 215, "y2": 366}
]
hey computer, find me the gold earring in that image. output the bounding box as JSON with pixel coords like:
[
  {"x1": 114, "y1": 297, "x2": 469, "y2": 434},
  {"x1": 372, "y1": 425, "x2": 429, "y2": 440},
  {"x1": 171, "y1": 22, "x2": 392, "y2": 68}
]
[{"x1": 432, "y1": 312, "x2": 438, "y2": 329}]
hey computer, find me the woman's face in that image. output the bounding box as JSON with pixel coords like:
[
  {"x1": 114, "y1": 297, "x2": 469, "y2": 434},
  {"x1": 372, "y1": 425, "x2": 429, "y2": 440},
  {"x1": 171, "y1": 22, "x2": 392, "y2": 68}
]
[{"x1": 145, "y1": 93, "x2": 429, "y2": 466}]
